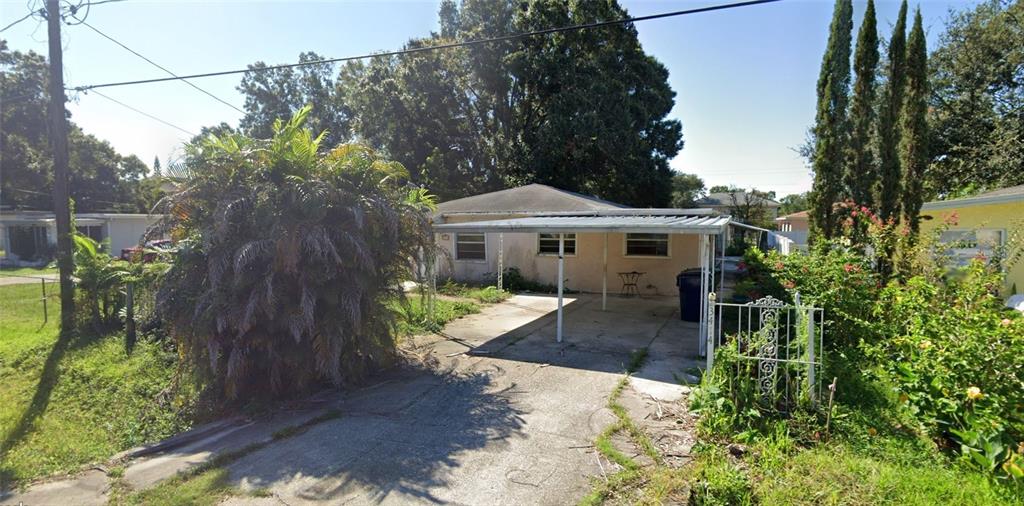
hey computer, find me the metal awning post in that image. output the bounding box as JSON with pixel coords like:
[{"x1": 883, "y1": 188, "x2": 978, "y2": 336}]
[
  {"x1": 498, "y1": 233, "x2": 504, "y2": 290},
  {"x1": 557, "y1": 233, "x2": 565, "y2": 343},
  {"x1": 602, "y1": 233, "x2": 608, "y2": 311},
  {"x1": 698, "y1": 234, "x2": 707, "y2": 357}
]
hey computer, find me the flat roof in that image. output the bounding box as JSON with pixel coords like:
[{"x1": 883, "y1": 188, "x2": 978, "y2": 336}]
[{"x1": 433, "y1": 213, "x2": 731, "y2": 234}]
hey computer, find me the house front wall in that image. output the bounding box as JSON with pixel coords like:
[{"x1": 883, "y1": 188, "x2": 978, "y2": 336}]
[
  {"x1": 921, "y1": 200, "x2": 1024, "y2": 294},
  {"x1": 435, "y1": 226, "x2": 703, "y2": 296},
  {"x1": 103, "y1": 215, "x2": 160, "y2": 255}
]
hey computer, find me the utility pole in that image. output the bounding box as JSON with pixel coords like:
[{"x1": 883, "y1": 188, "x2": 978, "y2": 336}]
[{"x1": 45, "y1": 0, "x2": 75, "y2": 335}]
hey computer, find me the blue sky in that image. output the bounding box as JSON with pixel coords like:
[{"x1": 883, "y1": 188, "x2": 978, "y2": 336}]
[{"x1": 1, "y1": 0, "x2": 977, "y2": 198}]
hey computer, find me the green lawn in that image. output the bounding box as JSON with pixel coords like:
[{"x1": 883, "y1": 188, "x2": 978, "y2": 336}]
[{"x1": 0, "y1": 283, "x2": 192, "y2": 489}]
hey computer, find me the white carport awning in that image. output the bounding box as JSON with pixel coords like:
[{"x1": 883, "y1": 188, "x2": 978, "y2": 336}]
[
  {"x1": 430, "y1": 212, "x2": 729, "y2": 347},
  {"x1": 432, "y1": 214, "x2": 731, "y2": 234}
]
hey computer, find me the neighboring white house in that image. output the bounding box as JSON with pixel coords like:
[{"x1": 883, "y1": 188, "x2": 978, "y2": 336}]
[
  {"x1": 0, "y1": 211, "x2": 161, "y2": 265},
  {"x1": 431, "y1": 184, "x2": 730, "y2": 297}
]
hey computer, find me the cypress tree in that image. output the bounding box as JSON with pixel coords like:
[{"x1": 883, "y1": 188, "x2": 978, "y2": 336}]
[
  {"x1": 900, "y1": 8, "x2": 928, "y2": 237},
  {"x1": 845, "y1": 0, "x2": 879, "y2": 208},
  {"x1": 875, "y1": 0, "x2": 908, "y2": 223},
  {"x1": 809, "y1": 0, "x2": 854, "y2": 243}
]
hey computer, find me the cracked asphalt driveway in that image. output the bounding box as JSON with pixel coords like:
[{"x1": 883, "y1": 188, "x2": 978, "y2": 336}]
[{"x1": 222, "y1": 294, "x2": 699, "y2": 505}]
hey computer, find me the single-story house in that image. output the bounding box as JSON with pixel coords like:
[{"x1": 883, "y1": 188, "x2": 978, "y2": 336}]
[
  {"x1": 921, "y1": 184, "x2": 1024, "y2": 294},
  {"x1": 432, "y1": 184, "x2": 729, "y2": 296},
  {"x1": 430, "y1": 184, "x2": 731, "y2": 350},
  {"x1": 697, "y1": 190, "x2": 782, "y2": 219},
  {"x1": 775, "y1": 210, "x2": 809, "y2": 251},
  {"x1": 0, "y1": 211, "x2": 161, "y2": 265}
]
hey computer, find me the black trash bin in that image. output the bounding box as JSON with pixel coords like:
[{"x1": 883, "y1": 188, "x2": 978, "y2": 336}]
[{"x1": 675, "y1": 269, "x2": 704, "y2": 322}]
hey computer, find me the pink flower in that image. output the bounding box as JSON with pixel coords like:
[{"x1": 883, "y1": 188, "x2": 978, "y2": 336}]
[
  {"x1": 843, "y1": 263, "x2": 858, "y2": 273},
  {"x1": 782, "y1": 280, "x2": 796, "y2": 289},
  {"x1": 851, "y1": 210, "x2": 859, "y2": 217},
  {"x1": 775, "y1": 262, "x2": 785, "y2": 270},
  {"x1": 944, "y1": 212, "x2": 959, "y2": 226},
  {"x1": 860, "y1": 206, "x2": 869, "y2": 213},
  {"x1": 1000, "y1": 318, "x2": 1012, "y2": 327}
]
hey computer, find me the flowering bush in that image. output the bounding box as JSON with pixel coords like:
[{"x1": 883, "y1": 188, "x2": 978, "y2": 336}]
[
  {"x1": 736, "y1": 245, "x2": 879, "y2": 349},
  {"x1": 865, "y1": 261, "x2": 1024, "y2": 479}
]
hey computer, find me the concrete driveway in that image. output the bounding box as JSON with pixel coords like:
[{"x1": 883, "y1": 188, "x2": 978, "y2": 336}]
[{"x1": 223, "y1": 294, "x2": 701, "y2": 505}]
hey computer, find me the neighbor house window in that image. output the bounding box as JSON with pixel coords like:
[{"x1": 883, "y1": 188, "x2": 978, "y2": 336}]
[
  {"x1": 455, "y1": 233, "x2": 486, "y2": 260},
  {"x1": 538, "y1": 233, "x2": 576, "y2": 256},
  {"x1": 939, "y1": 229, "x2": 1003, "y2": 267},
  {"x1": 76, "y1": 225, "x2": 105, "y2": 244},
  {"x1": 625, "y1": 233, "x2": 669, "y2": 257}
]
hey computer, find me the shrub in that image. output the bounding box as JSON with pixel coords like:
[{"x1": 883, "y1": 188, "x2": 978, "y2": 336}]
[
  {"x1": 865, "y1": 261, "x2": 1024, "y2": 479},
  {"x1": 737, "y1": 246, "x2": 879, "y2": 349},
  {"x1": 502, "y1": 266, "x2": 558, "y2": 293},
  {"x1": 156, "y1": 108, "x2": 435, "y2": 401}
]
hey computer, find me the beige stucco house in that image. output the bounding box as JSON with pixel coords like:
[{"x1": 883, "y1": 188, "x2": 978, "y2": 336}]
[{"x1": 432, "y1": 184, "x2": 729, "y2": 297}]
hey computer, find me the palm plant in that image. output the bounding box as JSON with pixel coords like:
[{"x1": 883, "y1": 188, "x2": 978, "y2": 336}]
[
  {"x1": 155, "y1": 107, "x2": 436, "y2": 400},
  {"x1": 73, "y1": 233, "x2": 131, "y2": 330}
]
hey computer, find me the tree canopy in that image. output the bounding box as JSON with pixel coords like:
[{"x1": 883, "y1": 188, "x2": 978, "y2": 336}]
[
  {"x1": 927, "y1": 0, "x2": 1024, "y2": 197},
  {"x1": 237, "y1": 0, "x2": 683, "y2": 207},
  {"x1": 809, "y1": 0, "x2": 853, "y2": 242},
  {"x1": 670, "y1": 172, "x2": 705, "y2": 208},
  {"x1": 0, "y1": 41, "x2": 156, "y2": 213}
]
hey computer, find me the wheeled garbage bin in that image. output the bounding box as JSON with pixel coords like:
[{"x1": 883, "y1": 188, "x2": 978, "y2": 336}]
[{"x1": 676, "y1": 269, "x2": 704, "y2": 322}]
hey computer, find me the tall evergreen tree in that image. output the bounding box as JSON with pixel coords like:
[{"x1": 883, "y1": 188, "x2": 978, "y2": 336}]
[
  {"x1": 875, "y1": 0, "x2": 908, "y2": 222},
  {"x1": 845, "y1": 0, "x2": 879, "y2": 208},
  {"x1": 809, "y1": 0, "x2": 853, "y2": 243},
  {"x1": 900, "y1": 8, "x2": 928, "y2": 237},
  {"x1": 153, "y1": 156, "x2": 161, "y2": 177}
]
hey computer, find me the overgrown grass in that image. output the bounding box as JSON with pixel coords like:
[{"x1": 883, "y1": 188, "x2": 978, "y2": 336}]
[
  {"x1": 0, "y1": 283, "x2": 193, "y2": 488},
  {"x1": 437, "y1": 280, "x2": 512, "y2": 304},
  {"x1": 582, "y1": 348, "x2": 670, "y2": 505},
  {"x1": 683, "y1": 353, "x2": 1023, "y2": 505},
  {"x1": 392, "y1": 293, "x2": 480, "y2": 337}
]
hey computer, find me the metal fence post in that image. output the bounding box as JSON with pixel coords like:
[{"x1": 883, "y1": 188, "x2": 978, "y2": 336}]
[
  {"x1": 706, "y1": 292, "x2": 716, "y2": 372},
  {"x1": 807, "y1": 306, "x2": 816, "y2": 405},
  {"x1": 40, "y1": 278, "x2": 48, "y2": 325},
  {"x1": 125, "y1": 283, "x2": 136, "y2": 348}
]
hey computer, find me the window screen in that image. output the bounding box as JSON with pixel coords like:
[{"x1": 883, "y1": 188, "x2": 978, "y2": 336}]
[
  {"x1": 538, "y1": 233, "x2": 576, "y2": 255},
  {"x1": 455, "y1": 233, "x2": 486, "y2": 260},
  {"x1": 625, "y1": 233, "x2": 669, "y2": 257}
]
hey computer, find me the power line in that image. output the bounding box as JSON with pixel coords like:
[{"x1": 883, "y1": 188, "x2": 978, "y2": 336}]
[
  {"x1": 81, "y1": 0, "x2": 129, "y2": 6},
  {"x1": 87, "y1": 89, "x2": 196, "y2": 136},
  {"x1": 71, "y1": 16, "x2": 246, "y2": 114},
  {"x1": 0, "y1": 10, "x2": 39, "y2": 32},
  {"x1": 70, "y1": 0, "x2": 783, "y2": 92}
]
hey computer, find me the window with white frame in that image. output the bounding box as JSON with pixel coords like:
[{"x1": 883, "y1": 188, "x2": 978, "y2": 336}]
[
  {"x1": 455, "y1": 233, "x2": 486, "y2": 260},
  {"x1": 625, "y1": 233, "x2": 669, "y2": 257},
  {"x1": 76, "y1": 225, "x2": 105, "y2": 244},
  {"x1": 538, "y1": 233, "x2": 576, "y2": 256},
  {"x1": 939, "y1": 229, "x2": 1003, "y2": 266}
]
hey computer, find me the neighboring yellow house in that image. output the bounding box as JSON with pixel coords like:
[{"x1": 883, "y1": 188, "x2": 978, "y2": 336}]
[{"x1": 920, "y1": 184, "x2": 1024, "y2": 294}]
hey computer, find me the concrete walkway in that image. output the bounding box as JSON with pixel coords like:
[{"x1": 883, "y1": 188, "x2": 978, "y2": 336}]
[
  {"x1": 0, "y1": 273, "x2": 58, "y2": 286},
  {"x1": 1, "y1": 294, "x2": 701, "y2": 505}
]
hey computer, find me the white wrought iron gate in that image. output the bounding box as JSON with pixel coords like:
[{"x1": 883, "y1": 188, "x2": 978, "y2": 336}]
[{"x1": 706, "y1": 293, "x2": 824, "y2": 409}]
